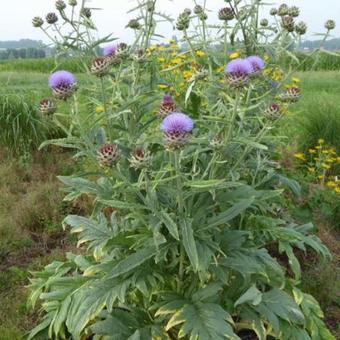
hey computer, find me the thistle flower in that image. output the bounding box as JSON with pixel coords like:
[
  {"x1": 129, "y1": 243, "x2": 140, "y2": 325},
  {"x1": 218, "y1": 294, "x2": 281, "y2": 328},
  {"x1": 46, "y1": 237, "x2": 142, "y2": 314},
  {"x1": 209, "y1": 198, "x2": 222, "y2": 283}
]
[
  {"x1": 158, "y1": 95, "x2": 177, "y2": 118},
  {"x1": 264, "y1": 104, "x2": 281, "y2": 120},
  {"x1": 325, "y1": 19, "x2": 336, "y2": 30},
  {"x1": 39, "y1": 99, "x2": 57, "y2": 115},
  {"x1": 295, "y1": 21, "x2": 307, "y2": 35},
  {"x1": 246, "y1": 56, "x2": 265, "y2": 74},
  {"x1": 129, "y1": 147, "x2": 151, "y2": 169},
  {"x1": 55, "y1": 0, "x2": 66, "y2": 11},
  {"x1": 90, "y1": 57, "x2": 111, "y2": 77},
  {"x1": 32, "y1": 17, "x2": 44, "y2": 28},
  {"x1": 225, "y1": 58, "x2": 253, "y2": 87},
  {"x1": 46, "y1": 12, "x2": 58, "y2": 24},
  {"x1": 218, "y1": 7, "x2": 234, "y2": 21},
  {"x1": 97, "y1": 144, "x2": 120, "y2": 167},
  {"x1": 161, "y1": 112, "x2": 194, "y2": 148},
  {"x1": 48, "y1": 70, "x2": 76, "y2": 100},
  {"x1": 279, "y1": 87, "x2": 300, "y2": 103},
  {"x1": 103, "y1": 44, "x2": 117, "y2": 57}
]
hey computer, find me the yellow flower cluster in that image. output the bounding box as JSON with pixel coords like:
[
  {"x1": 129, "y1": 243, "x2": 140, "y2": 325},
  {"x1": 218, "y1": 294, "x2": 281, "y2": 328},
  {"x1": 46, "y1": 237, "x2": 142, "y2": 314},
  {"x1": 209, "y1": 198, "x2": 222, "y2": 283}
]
[
  {"x1": 294, "y1": 139, "x2": 340, "y2": 193},
  {"x1": 263, "y1": 67, "x2": 284, "y2": 82}
]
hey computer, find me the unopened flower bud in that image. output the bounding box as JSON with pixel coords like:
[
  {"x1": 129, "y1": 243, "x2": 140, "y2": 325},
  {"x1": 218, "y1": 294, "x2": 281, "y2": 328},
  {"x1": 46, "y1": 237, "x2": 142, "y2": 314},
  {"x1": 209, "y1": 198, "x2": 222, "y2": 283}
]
[
  {"x1": 158, "y1": 95, "x2": 177, "y2": 118},
  {"x1": 270, "y1": 8, "x2": 278, "y2": 16},
  {"x1": 282, "y1": 16, "x2": 295, "y2": 32},
  {"x1": 264, "y1": 104, "x2": 281, "y2": 120},
  {"x1": 127, "y1": 19, "x2": 141, "y2": 30},
  {"x1": 278, "y1": 4, "x2": 289, "y2": 16},
  {"x1": 176, "y1": 12, "x2": 190, "y2": 31},
  {"x1": 218, "y1": 7, "x2": 234, "y2": 21},
  {"x1": 97, "y1": 144, "x2": 120, "y2": 167},
  {"x1": 295, "y1": 21, "x2": 307, "y2": 35},
  {"x1": 68, "y1": 0, "x2": 77, "y2": 5},
  {"x1": 81, "y1": 7, "x2": 92, "y2": 18},
  {"x1": 55, "y1": 0, "x2": 66, "y2": 11},
  {"x1": 325, "y1": 19, "x2": 336, "y2": 30},
  {"x1": 39, "y1": 99, "x2": 57, "y2": 115},
  {"x1": 260, "y1": 19, "x2": 269, "y2": 27},
  {"x1": 46, "y1": 12, "x2": 58, "y2": 24},
  {"x1": 288, "y1": 6, "x2": 300, "y2": 17},
  {"x1": 279, "y1": 87, "x2": 300, "y2": 103},
  {"x1": 90, "y1": 57, "x2": 111, "y2": 77},
  {"x1": 129, "y1": 147, "x2": 151, "y2": 169},
  {"x1": 32, "y1": 16, "x2": 44, "y2": 27}
]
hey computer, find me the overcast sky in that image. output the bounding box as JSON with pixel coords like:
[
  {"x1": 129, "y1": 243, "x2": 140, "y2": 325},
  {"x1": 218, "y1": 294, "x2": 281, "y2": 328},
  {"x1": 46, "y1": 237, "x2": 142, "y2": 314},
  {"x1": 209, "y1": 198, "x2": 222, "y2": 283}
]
[{"x1": 1, "y1": 0, "x2": 339, "y2": 43}]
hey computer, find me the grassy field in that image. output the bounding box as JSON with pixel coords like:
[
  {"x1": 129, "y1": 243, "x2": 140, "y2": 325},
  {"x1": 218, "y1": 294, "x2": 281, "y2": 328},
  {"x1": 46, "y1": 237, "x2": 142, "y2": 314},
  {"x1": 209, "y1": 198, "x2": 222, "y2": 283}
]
[{"x1": 0, "y1": 69, "x2": 339, "y2": 338}]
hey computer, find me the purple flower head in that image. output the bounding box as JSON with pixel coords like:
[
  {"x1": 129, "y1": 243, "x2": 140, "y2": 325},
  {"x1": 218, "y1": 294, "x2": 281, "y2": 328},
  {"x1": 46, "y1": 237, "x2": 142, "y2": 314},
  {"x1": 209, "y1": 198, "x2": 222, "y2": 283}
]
[
  {"x1": 103, "y1": 44, "x2": 117, "y2": 57},
  {"x1": 225, "y1": 58, "x2": 252, "y2": 75},
  {"x1": 162, "y1": 94, "x2": 174, "y2": 105},
  {"x1": 161, "y1": 112, "x2": 194, "y2": 134},
  {"x1": 48, "y1": 70, "x2": 76, "y2": 88},
  {"x1": 246, "y1": 55, "x2": 265, "y2": 72}
]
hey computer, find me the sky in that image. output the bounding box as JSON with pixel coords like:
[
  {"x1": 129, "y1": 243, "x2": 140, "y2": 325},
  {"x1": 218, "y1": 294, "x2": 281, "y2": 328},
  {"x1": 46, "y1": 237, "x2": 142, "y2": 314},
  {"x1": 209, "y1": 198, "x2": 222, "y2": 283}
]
[{"x1": 1, "y1": 0, "x2": 339, "y2": 43}]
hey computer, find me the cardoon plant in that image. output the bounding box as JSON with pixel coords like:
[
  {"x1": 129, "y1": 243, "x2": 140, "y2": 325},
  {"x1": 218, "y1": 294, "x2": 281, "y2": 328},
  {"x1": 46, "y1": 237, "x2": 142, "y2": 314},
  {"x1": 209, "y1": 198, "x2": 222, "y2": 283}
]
[{"x1": 28, "y1": 1, "x2": 337, "y2": 339}]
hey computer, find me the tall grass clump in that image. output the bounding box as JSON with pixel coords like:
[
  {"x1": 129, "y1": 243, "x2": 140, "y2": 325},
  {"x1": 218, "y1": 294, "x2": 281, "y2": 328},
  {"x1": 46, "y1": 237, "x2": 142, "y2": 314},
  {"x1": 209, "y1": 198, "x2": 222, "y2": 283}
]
[
  {"x1": 0, "y1": 94, "x2": 58, "y2": 154},
  {"x1": 26, "y1": 1, "x2": 337, "y2": 339}
]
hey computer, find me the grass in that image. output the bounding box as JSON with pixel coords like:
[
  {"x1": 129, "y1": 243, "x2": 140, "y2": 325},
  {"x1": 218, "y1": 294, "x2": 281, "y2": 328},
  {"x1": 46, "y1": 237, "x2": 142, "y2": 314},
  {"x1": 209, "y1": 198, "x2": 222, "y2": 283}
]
[
  {"x1": 281, "y1": 71, "x2": 340, "y2": 152},
  {"x1": 0, "y1": 57, "x2": 87, "y2": 74},
  {"x1": 0, "y1": 149, "x2": 79, "y2": 339}
]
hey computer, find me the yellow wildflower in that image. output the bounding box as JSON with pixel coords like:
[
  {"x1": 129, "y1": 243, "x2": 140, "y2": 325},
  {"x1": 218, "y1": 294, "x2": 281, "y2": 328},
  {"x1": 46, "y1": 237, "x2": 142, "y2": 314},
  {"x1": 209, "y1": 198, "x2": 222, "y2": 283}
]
[
  {"x1": 216, "y1": 66, "x2": 224, "y2": 73},
  {"x1": 321, "y1": 163, "x2": 331, "y2": 170},
  {"x1": 183, "y1": 70, "x2": 194, "y2": 80},
  {"x1": 264, "y1": 54, "x2": 270, "y2": 61},
  {"x1": 158, "y1": 84, "x2": 169, "y2": 90},
  {"x1": 315, "y1": 146, "x2": 322, "y2": 150},
  {"x1": 318, "y1": 138, "x2": 325, "y2": 144},
  {"x1": 157, "y1": 57, "x2": 166, "y2": 63},
  {"x1": 170, "y1": 44, "x2": 179, "y2": 49},
  {"x1": 308, "y1": 167, "x2": 316, "y2": 173},
  {"x1": 326, "y1": 181, "x2": 337, "y2": 188},
  {"x1": 317, "y1": 175, "x2": 325, "y2": 180},
  {"x1": 272, "y1": 68, "x2": 283, "y2": 81},
  {"x1": 95, "y1": 106, "x2": 104, "y2": 113},
  {"x1": 171, "y1": 58, "x2": 182, "y2": 65},
  {"x1": 322, "y1": 150, "x2": 330, "y2": 154},
  {"x1": 308, "y1": 149, "x2": 316, "y2": 154},
  {"x1": 292, "y1": 77, "x2": 300, "y2": 83},
  {"x1": 171, "y1": 52, "x2": 177, "y2": 57},
  {"x1": 196, "y1": 50, "x2": 205, "y2": 57},
  {"x1": 263, "y1": 67, "x2": 272, "y2": 76},
  {"x1": 229, "y1": 50, "x2": 241, "y2": 59},
  {"x1": 294, "y1": 152, "x2": 306, "y2": 161},
  {"x1": 335, "y1": 187, "x2": 340, "y2": 193}
]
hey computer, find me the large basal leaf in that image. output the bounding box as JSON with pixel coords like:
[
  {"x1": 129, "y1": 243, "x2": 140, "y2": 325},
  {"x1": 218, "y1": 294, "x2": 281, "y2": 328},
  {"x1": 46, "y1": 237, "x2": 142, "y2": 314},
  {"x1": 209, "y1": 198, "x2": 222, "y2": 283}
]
[
  {"x1": 166, "y1": 302, "x2": 239, "y2": 340},
  {"x1": 221, "y1": 248, "x2": 285, "y2": 286},
  {"x1": 181, "y1": 219, "x2": 199, "y2": 272},
  {"x1": 107, "y1": 247, "x2": 157, "y2": 279},
  {"x1": 207, "y1": 197, "x2": 255, "y2": 228},
  {"x1": 253, "y1": 288, "x2": 305, "y2": 333},
  {"x1": 63, "y1": 214, "x2": 115, "y2": 260}
]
